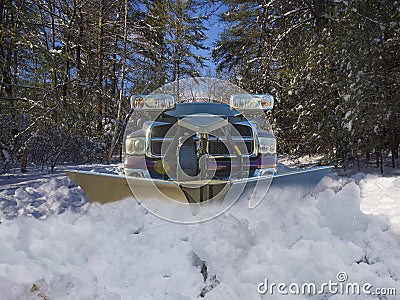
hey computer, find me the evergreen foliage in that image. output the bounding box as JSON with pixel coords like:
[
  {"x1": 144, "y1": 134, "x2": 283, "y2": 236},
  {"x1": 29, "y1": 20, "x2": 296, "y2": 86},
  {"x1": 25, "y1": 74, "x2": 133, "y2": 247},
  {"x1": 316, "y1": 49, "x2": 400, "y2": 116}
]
[
  {"x1": 213, "y1": 0, "x2": 400, "y2": 171},
  {"x1": 0, "y1": 0, "x2": 398, "y2": 172}
]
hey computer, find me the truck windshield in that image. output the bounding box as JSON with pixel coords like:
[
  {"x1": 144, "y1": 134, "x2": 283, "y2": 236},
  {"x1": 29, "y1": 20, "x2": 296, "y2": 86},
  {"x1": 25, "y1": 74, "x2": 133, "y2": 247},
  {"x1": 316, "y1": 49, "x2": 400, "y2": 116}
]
[{"x1": 164, "y1": 103, "x2": 240, "y2": 117}]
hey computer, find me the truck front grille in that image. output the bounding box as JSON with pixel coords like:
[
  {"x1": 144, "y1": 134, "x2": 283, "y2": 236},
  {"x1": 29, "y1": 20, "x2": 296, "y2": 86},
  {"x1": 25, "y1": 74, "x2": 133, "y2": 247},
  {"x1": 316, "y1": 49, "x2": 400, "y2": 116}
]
[{"x1": 149, "y1": 123, "x2": 254, "y2": 157}]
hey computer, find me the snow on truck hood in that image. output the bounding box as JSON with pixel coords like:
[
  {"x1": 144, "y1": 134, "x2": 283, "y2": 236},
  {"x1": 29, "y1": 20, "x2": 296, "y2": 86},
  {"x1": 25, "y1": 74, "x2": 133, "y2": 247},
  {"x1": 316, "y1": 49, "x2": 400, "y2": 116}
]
[{"x1": 0, "y1": 168, "x2": 400, "y2": 299}]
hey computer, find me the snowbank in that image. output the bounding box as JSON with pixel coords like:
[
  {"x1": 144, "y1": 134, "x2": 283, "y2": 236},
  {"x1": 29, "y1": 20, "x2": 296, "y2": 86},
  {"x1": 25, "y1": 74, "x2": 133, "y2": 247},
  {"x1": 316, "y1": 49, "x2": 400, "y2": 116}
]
[
  {"x1": 1, "y1": 169, "x2": 400, "y2": 299},
  {"x1": 359, "y1": 175, "x2": 400, "y2": 234}
]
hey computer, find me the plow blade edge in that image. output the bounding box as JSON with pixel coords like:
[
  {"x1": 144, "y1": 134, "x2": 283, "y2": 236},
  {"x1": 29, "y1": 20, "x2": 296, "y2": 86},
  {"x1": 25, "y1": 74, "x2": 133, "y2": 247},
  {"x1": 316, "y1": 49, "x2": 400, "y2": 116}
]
[{"x1": 65, "y1": 166, "x2": 333, "y2": 204}]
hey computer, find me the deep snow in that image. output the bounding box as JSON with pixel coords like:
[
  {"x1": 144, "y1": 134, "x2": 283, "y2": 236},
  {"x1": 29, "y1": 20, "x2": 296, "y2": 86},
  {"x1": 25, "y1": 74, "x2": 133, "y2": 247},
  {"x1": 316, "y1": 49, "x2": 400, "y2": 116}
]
[{"x1": 0, "y1": 165, "x2": 400, "y2": 299}]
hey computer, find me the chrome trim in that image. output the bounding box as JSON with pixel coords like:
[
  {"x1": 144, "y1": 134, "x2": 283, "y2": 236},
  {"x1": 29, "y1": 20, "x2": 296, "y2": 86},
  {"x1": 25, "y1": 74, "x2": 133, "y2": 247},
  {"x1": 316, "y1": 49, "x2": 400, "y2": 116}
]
[
  {"x1": 150, "y1": 137, "x2": 174, "y2": 142},
  {"x1": 246, "y1": 121, "x2": 259, "y2": 157},
  {"x1": 232, "y1": 121, "x2": 258, "y2": 157},
  {"x1": 146, "y1": 121, "x2": 170, "y2": 158}
]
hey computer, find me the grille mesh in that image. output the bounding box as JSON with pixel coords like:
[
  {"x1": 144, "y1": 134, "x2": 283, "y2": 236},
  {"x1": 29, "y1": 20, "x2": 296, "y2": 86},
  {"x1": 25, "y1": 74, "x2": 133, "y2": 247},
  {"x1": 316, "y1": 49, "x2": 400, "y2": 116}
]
[
  {"x1": 208, "y1": 140, "x2": 253, "y2": 155},
  {"x1": 233, "y1": 124, "x2": 252, "y2": 137}
]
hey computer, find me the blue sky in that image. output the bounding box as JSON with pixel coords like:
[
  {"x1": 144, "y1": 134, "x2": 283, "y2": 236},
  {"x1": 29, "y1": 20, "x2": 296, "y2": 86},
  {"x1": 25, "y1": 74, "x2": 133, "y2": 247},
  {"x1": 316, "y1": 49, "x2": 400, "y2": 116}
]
[{"x1": 197, "y1": 4, "x2": 226, "y2": 76}]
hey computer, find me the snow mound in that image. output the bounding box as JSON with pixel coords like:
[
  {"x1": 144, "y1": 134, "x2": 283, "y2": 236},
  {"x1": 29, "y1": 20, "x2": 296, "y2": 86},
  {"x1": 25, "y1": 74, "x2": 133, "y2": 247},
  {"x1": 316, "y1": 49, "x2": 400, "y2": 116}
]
[
  {"x1": 359, "y1": 175, "x2": 400, "y2": 233},
  {"x1": 192, "y1": 179, "x2": 400, "y2": 299},
  {"x1": 0, "y1": 175, "x2": 88, "y2": 221},
  {"x1": 0, "y1": 171, "x2": 400, "y2": 299}
]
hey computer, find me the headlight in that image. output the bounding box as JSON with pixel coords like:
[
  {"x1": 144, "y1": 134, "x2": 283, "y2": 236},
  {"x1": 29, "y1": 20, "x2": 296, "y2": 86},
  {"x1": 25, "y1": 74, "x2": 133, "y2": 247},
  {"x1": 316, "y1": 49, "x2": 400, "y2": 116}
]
[
  {"x1": 258, "y1": 137, "x2": 276, "y2": 155},
  {"x1": 126, "y1": 137, "x2": 146, "y2": 155},
  {"x1": 130, "y1": 94, "x2": 175, "y2": 110},
  {"x1": 230, "y1": 94, "x2": 274, "y2": 110}
]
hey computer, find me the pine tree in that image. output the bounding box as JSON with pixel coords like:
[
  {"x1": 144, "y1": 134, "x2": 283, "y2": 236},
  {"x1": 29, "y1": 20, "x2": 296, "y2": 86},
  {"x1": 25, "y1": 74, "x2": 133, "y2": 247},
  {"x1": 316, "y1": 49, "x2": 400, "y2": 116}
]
[
  {"x1": 213, "y1": 0, "x2": 399, "y2": 169},
  {"x1": 143, "y1": 0, "x2": 208, "y2": 83}
]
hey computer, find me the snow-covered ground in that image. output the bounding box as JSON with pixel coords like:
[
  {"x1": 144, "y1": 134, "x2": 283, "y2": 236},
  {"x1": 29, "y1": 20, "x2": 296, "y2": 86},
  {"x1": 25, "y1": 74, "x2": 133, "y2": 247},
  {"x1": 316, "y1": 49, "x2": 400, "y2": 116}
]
[{"x1": 0, "y1": 165, "x2": 400, "y2": 299}]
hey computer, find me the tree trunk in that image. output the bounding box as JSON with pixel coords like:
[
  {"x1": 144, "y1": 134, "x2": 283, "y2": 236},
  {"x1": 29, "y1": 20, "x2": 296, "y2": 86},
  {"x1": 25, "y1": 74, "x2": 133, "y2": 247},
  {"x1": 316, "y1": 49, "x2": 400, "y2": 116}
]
[
  {"x1": 107, "y1": 0, "x2": 128, "y2": 164},
  {"x1": 96, "y1": 0, "x2": 104, "y2": 133},
  {"x1": 62, "y1": 38, "x2": 70, "y2": 108},
  {"x1": 20, "y1": 146, "x2": 27, "y2": 173},
  {"x1": 75, "y1": 3, "x2": 84, "y2": 100},
  {"x1": 313, "y1": 0, "x2": 326, "y2": 38},
  {"x1": 50, "y1": 3, "x2": 57, "y2": 93}
]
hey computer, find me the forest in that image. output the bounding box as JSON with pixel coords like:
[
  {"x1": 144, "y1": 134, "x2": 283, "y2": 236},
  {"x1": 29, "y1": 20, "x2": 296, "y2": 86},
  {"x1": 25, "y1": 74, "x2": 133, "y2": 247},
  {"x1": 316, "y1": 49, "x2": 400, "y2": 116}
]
[{"x1": 0, "y1": 0, "x2": 399, "y2": 173}]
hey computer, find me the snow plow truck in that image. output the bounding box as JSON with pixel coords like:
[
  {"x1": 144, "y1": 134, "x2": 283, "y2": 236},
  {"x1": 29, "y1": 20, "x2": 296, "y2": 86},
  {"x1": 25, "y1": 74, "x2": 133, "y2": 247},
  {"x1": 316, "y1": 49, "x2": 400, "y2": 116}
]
[{"x1": 66, "y1": 78, "x2": 332, "y2": 222}]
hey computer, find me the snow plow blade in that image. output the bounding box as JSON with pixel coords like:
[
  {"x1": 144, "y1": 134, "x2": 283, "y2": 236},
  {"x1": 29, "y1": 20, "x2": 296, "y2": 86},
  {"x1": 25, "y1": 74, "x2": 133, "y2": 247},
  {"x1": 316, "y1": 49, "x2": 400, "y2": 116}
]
[
  {"x1": 65, "y1": 166, "x2": 333, "y2": 205},
  {"x1": 65, "y1": 171, "x2": 190, "y2": 204}
]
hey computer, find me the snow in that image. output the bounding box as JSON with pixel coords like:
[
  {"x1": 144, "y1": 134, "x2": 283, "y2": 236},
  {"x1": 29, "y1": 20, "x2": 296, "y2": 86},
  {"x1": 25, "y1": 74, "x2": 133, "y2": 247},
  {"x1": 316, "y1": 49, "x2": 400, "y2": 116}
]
[
  {"x1": 49, "y1": 49, "x2": 62, "y2": 54},
  {"x1": 1, "y1": 165, "x2": 400, "y2": 299},
  {"x1": 359, "y1": 175, "x2": 400, "y2": 234}
]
